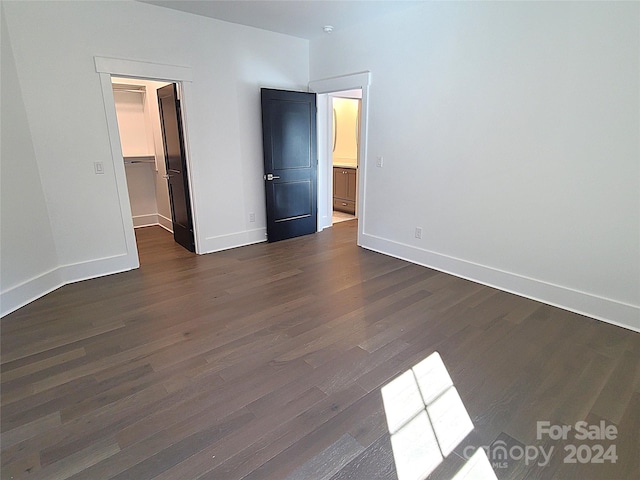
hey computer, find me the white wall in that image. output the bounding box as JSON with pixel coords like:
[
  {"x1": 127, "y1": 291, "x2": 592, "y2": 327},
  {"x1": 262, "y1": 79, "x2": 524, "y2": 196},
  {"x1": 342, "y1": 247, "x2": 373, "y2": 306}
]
[
  {"x1": 113, "y1": 89, "x2": 154, "y2": 157},
  {"x1": 114, "y1": 88, "x2": 159, "y2": 225},
  {"x1": 311, "y1": 1, "x2": 640, "y2": 330},
  {"x1": 1, "y1": 0, "x2": 309, "y2": 315},
  {"x1": 332, "y1": 97, "x2": 359, "y2": 167},
  {"x1": 1, "y1": 10, "x2": 61, "y2": 312}
]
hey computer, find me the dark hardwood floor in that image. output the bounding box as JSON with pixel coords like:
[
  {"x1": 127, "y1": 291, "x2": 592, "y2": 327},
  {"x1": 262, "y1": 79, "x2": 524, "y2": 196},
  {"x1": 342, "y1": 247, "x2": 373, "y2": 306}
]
[{"x1": 1, "y1": 222, "x2": 639, "y2": 479}]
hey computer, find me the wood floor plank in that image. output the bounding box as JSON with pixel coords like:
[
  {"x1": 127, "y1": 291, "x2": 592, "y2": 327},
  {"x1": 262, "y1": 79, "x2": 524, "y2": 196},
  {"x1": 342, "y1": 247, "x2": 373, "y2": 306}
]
[
  {"x1": 110, "y1": 408, "x2": 255, "y2": 480},
  {"x1": 0, "y1": 348, "x2": 86, "y2": 382},
  {"x1": 200, "y1": 384, "x2": 368, "y2": 480},
  {"x1": 0, "y1": 412, "x2": 61, "y2": 450},
  {"x1": 1, "y1": 223, "x2": 638, "y2": 480},
  {"x1": 149, "y1": 386, "x2": 328, "y2": 480},
  {"x1": 238, "y1": 386, "x2": 387, "y2": 480},
  {"x1": 283, "y1": 433, "x2": 365, "y2": 480},
  {"x1": 328, "y1": 434, "x2": 397, "y2": 480},
  {"x1": 590, "y1": 349, "x2": 640, "y2": 424},
  {"x1": 28, "y1": 437, "x2": 120, "y2": 480},
  {"x1": 1, "y1": 320, "x2": 126, "y2": 365}
]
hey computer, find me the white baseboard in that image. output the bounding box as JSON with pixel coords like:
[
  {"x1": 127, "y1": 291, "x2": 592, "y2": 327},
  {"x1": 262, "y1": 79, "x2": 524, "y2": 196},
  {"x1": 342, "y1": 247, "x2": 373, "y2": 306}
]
[
  {"x1": 1, "y1": 225, "x2": 268, "y2": 317},
  {"x1": 360, "y1": 232, "x2": 640, "y2": 333},
  {"x1": 201, "y1": 228, "x2": 267, "y2": 254},
  {"x1": 318, "y1": 214, "x2": 332, "y2": 232},
  {"x1": 1, "y1": 253, "x2": 136, "y2": 318},
  {"x1": 60, "y1": 253, "x2": 136, "y2": 284},
  {"x1": 133, "y1": 214, "x2": 159, "y2": 228},
  {"x1": 0, "y1": 268, "x2": 63, "y2": 317},
  {"x1": 6, "y1": 228, "x2": 635, "y2": 333},
  {"x1": 157, "y1": 214, "x2": 173, "y2": 233},
  {"x1": 132, "y1": 214, "x2": 173, "y2": 233}
]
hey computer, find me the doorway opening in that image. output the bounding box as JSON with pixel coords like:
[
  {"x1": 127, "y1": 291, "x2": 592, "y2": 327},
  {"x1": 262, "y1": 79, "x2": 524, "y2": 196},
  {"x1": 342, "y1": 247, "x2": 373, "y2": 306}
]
[
  {"x1": 310, "y1": 71, "x2": 371, "y2": 246},
  {"x1": 110, "y1": 76, "x2": 195, "y2": 259},
  {"x1": 111, "y1": 77, "x2": 172, "y2": 231},
  {"x1": 96, "y1": 56, "x2": 198, "y2": 270},
  {"x1": 329, "y1": 90, "x2": 361, "y2": 225}
]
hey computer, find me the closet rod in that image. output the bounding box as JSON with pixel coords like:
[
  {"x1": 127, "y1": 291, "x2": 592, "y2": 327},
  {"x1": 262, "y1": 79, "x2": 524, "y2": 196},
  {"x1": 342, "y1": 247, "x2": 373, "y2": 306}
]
[
  {"x1": 113, "y1": 88, "x2": 146, "y2": 94},
  {"x1": 124, "y1": 156, "x2": 155, "y2": 164}
]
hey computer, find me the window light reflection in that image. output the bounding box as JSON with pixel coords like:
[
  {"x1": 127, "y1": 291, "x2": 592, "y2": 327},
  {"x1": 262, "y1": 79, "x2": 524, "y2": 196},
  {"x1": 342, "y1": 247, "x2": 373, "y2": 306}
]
[{"x1": 381, "y1": 352, "x2": 497, "y2": 480}]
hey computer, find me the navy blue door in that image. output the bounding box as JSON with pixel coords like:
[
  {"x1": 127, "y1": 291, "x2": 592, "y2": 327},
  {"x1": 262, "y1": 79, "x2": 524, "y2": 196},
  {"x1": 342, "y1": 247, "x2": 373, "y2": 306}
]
[
  {"x1": 157, "y1": 84, "x2": 195, "y2": 252},
  {"x1": 261, "y1": 89, "x2": 317, "y2": 242}
]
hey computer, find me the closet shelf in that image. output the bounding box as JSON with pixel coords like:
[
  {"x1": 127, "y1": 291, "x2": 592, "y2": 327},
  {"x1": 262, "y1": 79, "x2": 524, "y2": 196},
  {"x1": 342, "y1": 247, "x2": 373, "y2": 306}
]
[{"x1": 124, "y1": 155, "x2": 155, "y2": 165}]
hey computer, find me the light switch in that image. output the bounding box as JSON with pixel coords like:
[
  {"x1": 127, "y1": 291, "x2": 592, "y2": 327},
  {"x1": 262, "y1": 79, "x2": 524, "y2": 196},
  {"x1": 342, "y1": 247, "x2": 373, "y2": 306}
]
[
  {"x1": 376, "y1": 156, "x2": 383, "y2": 167},
  {"x1": 94, "y1": 162, "x2": 104, "y2": 175}
]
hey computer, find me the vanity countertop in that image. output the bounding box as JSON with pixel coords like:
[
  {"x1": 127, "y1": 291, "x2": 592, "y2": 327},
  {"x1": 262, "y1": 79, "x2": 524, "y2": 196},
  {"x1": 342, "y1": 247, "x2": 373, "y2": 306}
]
[{"x1": 333, "y1": 163, "x2": 357, "y2": 169}]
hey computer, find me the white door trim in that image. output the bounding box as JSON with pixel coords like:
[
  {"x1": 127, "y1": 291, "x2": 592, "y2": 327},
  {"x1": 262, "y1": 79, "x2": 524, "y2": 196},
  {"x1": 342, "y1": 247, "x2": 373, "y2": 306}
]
[
  {"x1": 96, "y1": 71, "x2": 139, "y2": 269},
  {"x1": 95, "y1": 56, "x2": 193, "y2": 81},
  {"x1": 94, "y1": 56, "x2": 200, "y2": 262},
  {"x1": 309, "y1": 71, "x2": 372, "y2": 246}
]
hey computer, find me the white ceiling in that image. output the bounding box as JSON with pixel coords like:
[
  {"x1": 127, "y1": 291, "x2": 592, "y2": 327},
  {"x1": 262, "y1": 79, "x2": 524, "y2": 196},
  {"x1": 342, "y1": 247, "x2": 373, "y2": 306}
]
[{"x1": 138, "y1": 0, "x2": 422, "y2": 40}]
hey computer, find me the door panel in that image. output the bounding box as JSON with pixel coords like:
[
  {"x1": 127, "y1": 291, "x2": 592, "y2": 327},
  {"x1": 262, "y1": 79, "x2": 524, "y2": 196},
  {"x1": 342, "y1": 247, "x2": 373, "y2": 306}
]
[
  {"x1": 271, "y1": 102, "x2": 312, "y2": 170},
  {"x1": 157, "y1": 84, "x2": 195, "y2": 252},
  {"x1": 261, "y1": 89, "x2": 317, "y2": 242},
  {"x1": 273, "y1": 180, "x2": 312, "y2": 221}
]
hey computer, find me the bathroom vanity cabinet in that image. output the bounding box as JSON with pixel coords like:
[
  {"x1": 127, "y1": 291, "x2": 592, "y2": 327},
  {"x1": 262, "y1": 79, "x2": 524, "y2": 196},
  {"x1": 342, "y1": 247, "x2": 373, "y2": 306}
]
[{"x1": 333, "y1": 166, "x2": 356, "y2": 214}]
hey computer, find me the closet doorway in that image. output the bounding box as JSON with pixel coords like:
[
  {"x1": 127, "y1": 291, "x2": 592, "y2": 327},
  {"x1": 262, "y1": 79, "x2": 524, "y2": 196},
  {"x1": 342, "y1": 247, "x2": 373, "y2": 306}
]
[{"x1": 111, "y1": 77, "x2": 195, "y2": 256}]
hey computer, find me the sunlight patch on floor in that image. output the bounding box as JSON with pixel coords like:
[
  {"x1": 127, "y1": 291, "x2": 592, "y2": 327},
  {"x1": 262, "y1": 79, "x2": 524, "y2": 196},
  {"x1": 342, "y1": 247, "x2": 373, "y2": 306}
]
[{"x1": 381, "y1": 352, "x2": 497, "y2": 480}]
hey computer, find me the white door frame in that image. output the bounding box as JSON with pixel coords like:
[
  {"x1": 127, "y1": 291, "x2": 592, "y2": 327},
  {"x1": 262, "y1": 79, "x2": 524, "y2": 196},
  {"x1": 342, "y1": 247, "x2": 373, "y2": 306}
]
[
  {"x1": 309, "y1": 71, "x2": 371, "y2": 246},
  {"x1": 94, "y1": 56, "x2": 200, "y2": 268}
]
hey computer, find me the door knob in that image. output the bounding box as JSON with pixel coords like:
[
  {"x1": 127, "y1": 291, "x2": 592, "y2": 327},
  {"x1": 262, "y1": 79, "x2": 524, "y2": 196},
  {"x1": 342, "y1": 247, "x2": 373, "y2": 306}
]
[{"x1": 264, "y1": 173, "x2": 280, "y2": 181}]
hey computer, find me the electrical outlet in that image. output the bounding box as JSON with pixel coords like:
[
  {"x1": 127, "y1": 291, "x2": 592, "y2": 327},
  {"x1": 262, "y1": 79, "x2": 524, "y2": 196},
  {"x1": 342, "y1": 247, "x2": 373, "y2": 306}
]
[
  {"x1": 249, "y1": 212, "x2": 256, "y2": 223},
  {"x1": 94, "y1": 162, "x2": 104, "y2": 175},
  {"x1": 376, "y1": 156, "x2": 384, "y2": 167},
  {"x1": 415, "y1": 227, "x2": 422, "y2": 239}
]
